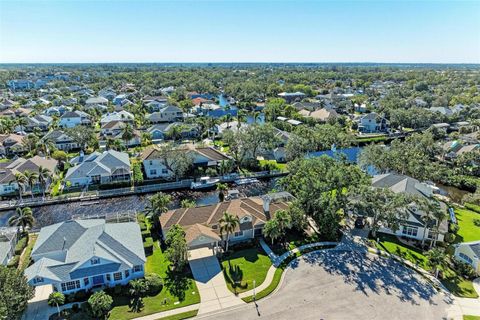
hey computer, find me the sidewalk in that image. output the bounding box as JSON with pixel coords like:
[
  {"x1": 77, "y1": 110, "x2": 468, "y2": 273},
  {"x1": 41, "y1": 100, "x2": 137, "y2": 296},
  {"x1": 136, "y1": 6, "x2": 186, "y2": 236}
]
[{"x1": 132, "y1": 304, "x2": 200, "y2": 320}]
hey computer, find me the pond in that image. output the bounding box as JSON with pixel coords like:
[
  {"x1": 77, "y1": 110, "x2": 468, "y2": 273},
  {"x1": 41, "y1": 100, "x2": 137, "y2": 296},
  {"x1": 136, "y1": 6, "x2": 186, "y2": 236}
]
[
  {"x1": 0, "y1": 178, "x2": 281, "y2": 229},
  {"x1": 436, "y1": 183, "x2": 472, "y2": 203}
]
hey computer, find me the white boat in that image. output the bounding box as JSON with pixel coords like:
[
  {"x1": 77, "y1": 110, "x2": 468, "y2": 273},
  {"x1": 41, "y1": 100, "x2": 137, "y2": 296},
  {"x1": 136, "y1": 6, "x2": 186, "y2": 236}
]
[
  {"x1": 190, "y1": 177, "x2": 220, "y2": 190},
  {"x1": 234, "y1": 177, "x2": 259, "y2": 185}
]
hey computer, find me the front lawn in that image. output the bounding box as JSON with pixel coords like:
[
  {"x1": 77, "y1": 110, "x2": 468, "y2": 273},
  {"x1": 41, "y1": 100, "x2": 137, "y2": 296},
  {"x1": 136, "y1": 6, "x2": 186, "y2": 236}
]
[
  {"x1": 109, "y1": 241, "x2": 199, "y2": 320},
  {"x1": 464, "y1": 316, "x2": 480, "y2": 320},
  {"x1": 453, "y1": 207, "x2": 480, "y2": 243},
  {"x1": 220, "y1": 247, "x2": 272, "y2": 294},
  {"x1": 270, "y1": 230, "x2": 328, "y2": 255},
  {"x1": 374, "y1": 233, "x2": 478, "y2": 298},
  {"x1": 375, "y1": 233, "x2": 429, "y2": 269},
  {"x1": 259, "y1": 159, "x2": 287, "y2": 172}
]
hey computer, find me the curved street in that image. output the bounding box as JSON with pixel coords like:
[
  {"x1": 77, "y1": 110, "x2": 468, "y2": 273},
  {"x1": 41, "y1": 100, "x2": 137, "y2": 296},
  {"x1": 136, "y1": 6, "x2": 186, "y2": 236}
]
[{"x1": 197, "y1": 250, "x2": 454, "y2": 320}]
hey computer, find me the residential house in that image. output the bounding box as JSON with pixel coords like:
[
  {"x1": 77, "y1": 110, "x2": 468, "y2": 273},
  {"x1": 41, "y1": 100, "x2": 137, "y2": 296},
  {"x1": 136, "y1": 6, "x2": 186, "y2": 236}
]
[
  {"x1": 299, "y1": 108, "x2": 338, "y2": 122},
  {"x1": 24, "y1": 115, "x2": 53, "y2": 132},
  {"x1": 0, "y1": 228, "x2": 19, "y2": 266},
  {"x1": 0, "y1": 134, "x2": 26, "y2": 156},
  {"x1": 101, "y1": 121, "x2": 126, "y2": 137},
  {"x1": 42, "y1": 130, "x2": 79, "y2": 152},
  {"x1": 100, "y1": 111, "x2": 134, "y2": 125},
  {"x1": 86, "y1": 96, "x2": 109, "y2": 106},
  {"x1": 44, "y1": 105, "x2": 70, "y2": 117},
  {"x1": 0, "y1": 156, "x2": 58, "y2": 196},
  {"x1": 146, "y1": 123, "x2": 199, "y2": 142},
  {"x1": 371, "y1": 173, "x2": 448, "y2": 243},
  {"x1": 65, "y1": 150, "x2": 131, "y2": 187},
  {"x1": 141, "y1": 145, "x2": 230, "y2": 179},
  {"x1": 98, "y1": 88, "x2": 116, "y2": 101},
  {"x1": 355, "y1": 112, "x2": 388, "y2": 133},
  {"x1": 59, "y1": 110, "x2": 91, "y2": 128},
  {"x1": 25, "y1": 219, "x2": 146, "y2": 294},
  {"x1": 454, "y1": 241, "x2": 480, "y2": 275},
  {"x1": 430, "y1": 106, "x2": 454, "y2": 117},
  {"x1": 278, "y1": 92, "x2": 305, "y2": 103},
  {"x1": 147, "y1": 105, "x2": 184, "y2": 123},
  {"x1": 160, "y1": 192, "x2": 292, "y2": 250}
]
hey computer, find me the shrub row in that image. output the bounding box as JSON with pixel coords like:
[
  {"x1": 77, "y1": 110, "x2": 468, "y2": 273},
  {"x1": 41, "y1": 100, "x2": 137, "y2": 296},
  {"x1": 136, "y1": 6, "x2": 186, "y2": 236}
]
[
  {"x1": 144, "y1": 237, "x2": 154, "y2": 255},
  {"x1": 465, "y1": 203, "x2": 480, "y2": 214}
]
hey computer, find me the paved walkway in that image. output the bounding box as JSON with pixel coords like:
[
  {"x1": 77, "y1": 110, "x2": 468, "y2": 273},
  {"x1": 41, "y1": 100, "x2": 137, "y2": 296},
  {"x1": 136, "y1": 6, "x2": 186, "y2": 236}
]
[
  {"x1": 132, "y1": 304, "x2": 200, "y2": 320},
  {"x1": 188, "y1": 249, "x2": 244, "y2": 314},
  {"x1": 22, "y1": 284, "x2": 52, "y2": 320}
]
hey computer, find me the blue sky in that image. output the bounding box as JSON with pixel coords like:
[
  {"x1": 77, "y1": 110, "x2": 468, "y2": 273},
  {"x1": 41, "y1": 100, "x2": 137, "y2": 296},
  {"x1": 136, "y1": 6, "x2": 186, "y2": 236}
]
[{"x1": 0, "y1": 0, "x2": 479, "y2": 63}]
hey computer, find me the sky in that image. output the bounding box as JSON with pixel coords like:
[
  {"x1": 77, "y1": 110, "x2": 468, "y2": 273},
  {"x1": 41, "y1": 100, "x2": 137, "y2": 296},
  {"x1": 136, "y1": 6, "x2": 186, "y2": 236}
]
[{"x1": 0, "y1": 0, "x2": 479, "y2": 63}]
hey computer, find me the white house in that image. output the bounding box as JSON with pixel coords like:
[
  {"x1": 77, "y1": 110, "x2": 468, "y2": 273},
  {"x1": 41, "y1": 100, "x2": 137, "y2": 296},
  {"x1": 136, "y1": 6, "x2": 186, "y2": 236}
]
[
  {"x1": 86, "y1": 96, "x2": 109, "y2": 106},
  {"x1": 25, "y1": 219, "x2": 146, "y2": 294},
  {"x1": 355, "y1": 112, "x2": 389, "y2": 133},
  {"x1": 59, "y1": 110, "x2": 91, "y2": 128},
  {"x1": 141, "y1": 145, "x2": 230, "y2": 179},
  {"x1": 65, "y1": 150, "x2": 131, "y2": 187},
  {"x1": 100, "y1": 111, "x2": 134, "y2": 125},
  {"x1": 371, "y1": 173, "x2": 448, "y2": 243},
  {"x1": 454, "y1": 241, "x2": 480, "y2": 275},
  {"x1": 147, "y1": 105, "x2": 183, "y2": 123}
]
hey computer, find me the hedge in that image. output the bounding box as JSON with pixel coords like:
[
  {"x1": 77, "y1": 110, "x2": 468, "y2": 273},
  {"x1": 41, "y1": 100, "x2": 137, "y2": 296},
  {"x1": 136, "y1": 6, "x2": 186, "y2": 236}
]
[
  {"x1": 7, "y1": 255, "x2": 20, "y2": 268},
  {"x1": 143, "y1": 237, "x2": 154, "y2": 255},
  {"x1": 139, "y1": 222, "x2": 147, "y2": 231},
  {"x1": 465, "y1": 203, "x2": 480, "y2": 214},
  {"x1": 14, "y1": 236, "x2": 28, "y2": 255},
  {"x1": 141, "y1": 230, "x2": 151, "y2": 240}
]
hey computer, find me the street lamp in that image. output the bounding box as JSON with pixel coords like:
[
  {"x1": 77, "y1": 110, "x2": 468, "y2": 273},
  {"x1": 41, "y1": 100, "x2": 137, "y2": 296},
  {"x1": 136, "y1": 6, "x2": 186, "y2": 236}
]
[{"x1": 253, "y1": 280, "x2": 256, "y2": 301}]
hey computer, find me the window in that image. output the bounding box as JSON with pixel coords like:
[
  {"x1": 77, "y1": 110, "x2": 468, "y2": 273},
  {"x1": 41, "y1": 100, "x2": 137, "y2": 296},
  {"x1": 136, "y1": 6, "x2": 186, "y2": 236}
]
[
  {"x1": 125, "y1": 270, "x2": 130, "y2": 278},
  {"x1": 33, "y1": 277, "x2": 44, "y2": 284},
  {"x1": 90, "y1": 258, "x2": 100, "y2": 265},
  {"x1": 106, "y1": 274, "x2": 111, "y2": 281},
  {"x1": 133, "y1": 265, "x2": 143, "y2": 273},
  {"x1": 150, "y1": 169, "x2": 157, "y2": 175},
  {"x1": 61, "y1": 280, "x2": 80, "y2": 292},
  {"x1": 234, "y1": 231, "x2": 243, "y2": 237},
  {"x1": 162, "y1": 169, "x2": 168, "y2": 174},
  {"x1": 113, "y1": 272, "x2": 122, "y2": 281},
  {"x1": 84, "y1": 277, "x2": 89, "y2": 286},
  {"x1": 459, "y1": 253, "x2": 473, "y2": 264},
  {"x1": 402, "y1": 226, "x2": 418, "y2": 237}
]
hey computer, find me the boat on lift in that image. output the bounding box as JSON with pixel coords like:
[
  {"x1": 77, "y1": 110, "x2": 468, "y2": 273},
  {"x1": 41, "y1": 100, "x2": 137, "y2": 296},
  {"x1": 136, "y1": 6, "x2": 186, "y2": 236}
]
[{"x1": 190, "y1": 176, "x2": 220, "y2": 190}]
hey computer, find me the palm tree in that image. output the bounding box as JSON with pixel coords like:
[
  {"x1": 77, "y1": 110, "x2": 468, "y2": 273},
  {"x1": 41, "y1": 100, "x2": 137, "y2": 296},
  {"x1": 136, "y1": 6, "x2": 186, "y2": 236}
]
[
  {"x1": 219, "y1": 211, "x2": 239, "y2": 252},
  {"x1": 426, "y1": 248, "x2": 447, "y2": 278},
  {"x1": 36, "y1": 139, "x2": 56, "y2": 157},
  {"x1": 144, "y1": 192, "x2": 172, "y2": 229},
  {"x1": 236, "y1": 109, "x2": 247, "y2": 130},
  {"x1": 263, "y1": 219, "x2": 281, "y2": 245},
  {"x1": 24, "y1": 170, "x2": 39, "y2": 199},
  {"x1": 429, "y1": 202, "x2": 447, "y2": 248},
  {"x1": 122, "y1": 123, "x2": 135, "y2": 148},
  {"x1": 16, "y1": 117, "x2": 28, "y2": 133},
  {"x1": 8, "y1": 207, "x2": 34, "y2": 233},
  {"x1": 48, "y1": 292, "x2": 65, "y2": 317},
  {"x1": 11, "y1": 172, "x2": 27, "y2": 202},
  {"x1": 37, "y1": 166, "x2": 52, "y2": 199},
  {"x1": 217, "y1": 183, "x2": 228, "y2": 202},
  {"x1": 129, "y1": 279, "x2": 148, "y2": 312}
]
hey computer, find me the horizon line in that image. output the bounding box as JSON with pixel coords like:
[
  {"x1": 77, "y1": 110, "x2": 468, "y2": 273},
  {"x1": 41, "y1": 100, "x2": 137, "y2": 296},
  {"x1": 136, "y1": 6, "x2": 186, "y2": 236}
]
[{"x1": 1, "y1": 61, "x2": 480, "y2": 65}]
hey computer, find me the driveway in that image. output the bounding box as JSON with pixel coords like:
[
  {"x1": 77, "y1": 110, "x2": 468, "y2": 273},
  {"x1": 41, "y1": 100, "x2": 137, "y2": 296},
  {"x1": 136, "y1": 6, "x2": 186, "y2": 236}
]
[
  {"x1": 189, "y1": 248, "x2": 244, "y2": 314},
  {"x1": 197, "y1": 250, "x2": 454, "y2": 320},
  {"x1": 22, "y1": 284, "x2": 53, "y2": 320}
]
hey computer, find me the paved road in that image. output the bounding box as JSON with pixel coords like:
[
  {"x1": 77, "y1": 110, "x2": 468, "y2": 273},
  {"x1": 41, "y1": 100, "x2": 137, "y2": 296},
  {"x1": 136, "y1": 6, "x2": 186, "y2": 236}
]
[{"x1": 197, "y1": 250, "x2": 453, "y2": 320}]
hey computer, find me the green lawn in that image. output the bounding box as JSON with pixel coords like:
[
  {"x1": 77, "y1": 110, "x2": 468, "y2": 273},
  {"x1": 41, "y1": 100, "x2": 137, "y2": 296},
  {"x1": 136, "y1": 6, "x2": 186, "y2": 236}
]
[
  {"x1": 374, "y1": 233, "x2": 478, "y2": 298},
  {"x1": 270, "y1": 230, "x2": 325, "y2": 255},
  {"x1": 19, "y1": 234, "x2": 37, "y2": 270},
  {"x1": 454, "y1": 207, "x2": 480, "y2": 243},
  {"x1": 259, "y1": 159, "x2": 287, "y2": 172},
  {"x1": 464, "y1": 316, "x2": 480, "y2": 320},
  {"x1": 375, "y1": 233, "x2": 429, "y2": 269},
  {"x1": 221, "y1": 247, "x2": 272, "y2": 294},
  {"x1": 109, "y1": 238, "x2": 200, "y2": 320}
]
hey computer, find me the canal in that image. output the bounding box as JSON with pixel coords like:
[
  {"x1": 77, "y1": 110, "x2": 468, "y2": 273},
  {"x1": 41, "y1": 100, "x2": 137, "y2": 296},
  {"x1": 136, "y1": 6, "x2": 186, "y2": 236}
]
[{"x1": 0, "y1": 178, "x2": 281, "y2": 229}]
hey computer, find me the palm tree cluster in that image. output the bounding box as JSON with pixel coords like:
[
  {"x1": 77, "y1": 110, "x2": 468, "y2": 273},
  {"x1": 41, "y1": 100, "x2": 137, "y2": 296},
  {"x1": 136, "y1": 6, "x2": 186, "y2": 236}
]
[
  {"x1": 11, "y1": 166, "x2": 52, "y2": 200},
  {"x1": 8, "y1": 206, "x2": 35, "y2": 233}
]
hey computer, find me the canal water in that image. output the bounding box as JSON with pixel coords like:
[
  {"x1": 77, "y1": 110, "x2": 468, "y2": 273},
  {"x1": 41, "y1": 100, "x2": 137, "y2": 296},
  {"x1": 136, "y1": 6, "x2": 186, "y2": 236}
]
[{"x1": 0, "y1": 178, "x2": 281, "y2": 229}]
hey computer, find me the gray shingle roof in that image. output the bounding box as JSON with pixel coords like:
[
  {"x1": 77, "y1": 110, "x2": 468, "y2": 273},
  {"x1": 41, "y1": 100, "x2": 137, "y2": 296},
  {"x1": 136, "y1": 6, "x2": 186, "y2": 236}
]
[{"x1": 25, "y1": 219, "x2": 145, "y2": 283}]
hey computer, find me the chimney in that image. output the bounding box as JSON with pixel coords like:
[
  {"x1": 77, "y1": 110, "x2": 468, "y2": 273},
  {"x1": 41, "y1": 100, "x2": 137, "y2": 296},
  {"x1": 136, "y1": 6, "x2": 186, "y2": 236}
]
[{"x1": 263, "y1": 197, "x2": 270, "y2": 214}]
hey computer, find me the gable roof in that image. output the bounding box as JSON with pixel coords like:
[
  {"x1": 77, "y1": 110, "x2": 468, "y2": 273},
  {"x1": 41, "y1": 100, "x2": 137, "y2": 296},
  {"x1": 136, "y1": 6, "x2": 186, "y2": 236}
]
[
  {"x1": 65, "y1": 150, "x2": 130, "y2": 180},
  {"x1": 25, "y1": 219, "x2": 146, "y2": 283}
]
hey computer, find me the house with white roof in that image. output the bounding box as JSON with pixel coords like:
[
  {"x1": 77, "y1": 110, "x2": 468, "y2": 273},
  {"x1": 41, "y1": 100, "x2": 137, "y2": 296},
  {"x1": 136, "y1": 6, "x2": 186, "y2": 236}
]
[
  {"x1": 355, "y1": 112, "x2": 389, "y2": 133},
  {"x1": 59, "y1": 110, "x2": 91, "y2": 128},
  {"x1": 65, "y1": 150, "x2": 131, "y2": 187},
  {"x1": 86, "y1": 96, "x2": 109, "y2": 106},
  {"x1": 25, "y1": 219, "x2": 146, "y2": 294},
  {"x1": 100, "y1": 111, "x2": 134, "y2": 125}
]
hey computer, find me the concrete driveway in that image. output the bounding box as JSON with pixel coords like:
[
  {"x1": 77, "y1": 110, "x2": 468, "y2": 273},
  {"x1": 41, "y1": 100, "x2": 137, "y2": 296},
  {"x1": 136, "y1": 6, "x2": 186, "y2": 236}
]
[
  {"x1": 197, "y1": 250, "x2": 453, "y2": 320},
  {"x1": 189, "y1": 248, "x2": 244, "y2": 314},
  {"x1": 22, "y1": 284, "x2": 53, "y2": 320}
]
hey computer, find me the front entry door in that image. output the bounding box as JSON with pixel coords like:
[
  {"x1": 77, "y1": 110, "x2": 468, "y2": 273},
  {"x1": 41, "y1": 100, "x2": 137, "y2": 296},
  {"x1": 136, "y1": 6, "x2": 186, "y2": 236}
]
[{"x1": 92, "y1": 275, "x2": 104, "y2": 285}]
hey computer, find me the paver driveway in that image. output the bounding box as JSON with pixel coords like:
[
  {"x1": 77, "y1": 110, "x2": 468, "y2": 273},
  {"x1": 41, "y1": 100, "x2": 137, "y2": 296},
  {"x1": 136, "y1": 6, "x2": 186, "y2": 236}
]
[
  {"x1": 189, "y1": 249, "x2": 244, "y2": 314},
  {"x1": 197, "y1": 250, "x2": 454, "y2": 320}
]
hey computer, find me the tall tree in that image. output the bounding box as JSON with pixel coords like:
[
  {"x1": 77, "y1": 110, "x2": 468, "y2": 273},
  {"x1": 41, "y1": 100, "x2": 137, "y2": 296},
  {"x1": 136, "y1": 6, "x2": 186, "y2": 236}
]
[
  {"x1": 48, "y1": 292, "x2": 65, "y2": 317},
  {"x1": 426, "y1": 248, "x2": 447, "y2": 278},
  {"x1": 23, "y1": 170, "x2": 38, "y2": 199},
  {"x1": 122, "y1": 123, "x2": 135, "y2": 147},
  {"x1": 0, "y1": 266, "x2": 35, "y2": 320},
  {"x1": 164, "y1": 224, "x2": 188, "y2": 271},
  {"x1": 263, "y1": 219, "x2": 281, "y2": 245},
  {"x1": 219, "y1": 212, "x2": 239, "y2": 252},
  {"x1": 11, "y1": 173, "x2": 27, "y2": 202},
  {"x1": 37, "y1": 166, "x2": 51, "y2": 199},
  {"x1": 88, "y1": 291, "x2": 113, "y2": 320}
]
